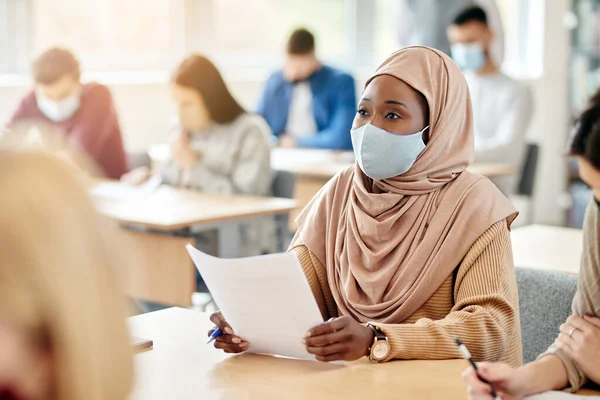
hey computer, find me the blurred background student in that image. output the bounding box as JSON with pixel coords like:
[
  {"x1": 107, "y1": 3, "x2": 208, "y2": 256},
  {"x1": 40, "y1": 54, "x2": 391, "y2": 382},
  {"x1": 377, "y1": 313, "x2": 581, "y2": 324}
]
[
  {"x1": 0, "y1": 150, "x2": 133, "y2": 400},
  {"x1": 448, "y1": 5, "x2": 533, "y2": 196},
  {"x1": 256, "y1": 28, "x2": 356, "y2": 150},
  {"x1": 123, "y1": 54, "x2": 274, "y2": 256},
  {"x1": 7, "y1": 48, "x2": 129, "y2": 180}
]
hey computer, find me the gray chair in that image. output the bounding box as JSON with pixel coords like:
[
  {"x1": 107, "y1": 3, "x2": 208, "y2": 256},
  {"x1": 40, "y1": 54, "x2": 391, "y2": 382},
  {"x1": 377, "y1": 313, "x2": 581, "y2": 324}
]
[
  {"x1": 516, "y1": 267, "x2": 578, "y2": 363},
  {"x1": 516, "y1": 143, "x2": 540, "y2": 224},
  {"x1": 271, "y1": 170, "x2": 296, "y2": 252}
]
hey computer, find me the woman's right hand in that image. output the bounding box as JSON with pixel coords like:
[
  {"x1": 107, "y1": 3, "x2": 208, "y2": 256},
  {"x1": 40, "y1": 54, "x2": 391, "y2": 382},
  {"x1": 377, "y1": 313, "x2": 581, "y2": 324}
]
[
  {"x1": 462, "y1": 363, "x2": 527, "y2": 400},
  {"x1": 120, "y1": 166, "x2": 151, "y2": 186},
  {"x1": 208, "y1": 311, "x2": 248, "y2": 353}
]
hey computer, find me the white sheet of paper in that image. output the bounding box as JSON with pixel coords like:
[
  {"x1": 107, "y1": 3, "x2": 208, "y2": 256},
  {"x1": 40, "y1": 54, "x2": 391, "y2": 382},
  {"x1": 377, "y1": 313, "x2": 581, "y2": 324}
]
[
  {"x1": 186, "y1": 244, "x2": 324, "y2": 360},
  {"x1": 89, "y1": 176, "x2": 162, "y2": 201},
  {"x1": 526, "y1": 391, "x2": 600, "y2": 399}
]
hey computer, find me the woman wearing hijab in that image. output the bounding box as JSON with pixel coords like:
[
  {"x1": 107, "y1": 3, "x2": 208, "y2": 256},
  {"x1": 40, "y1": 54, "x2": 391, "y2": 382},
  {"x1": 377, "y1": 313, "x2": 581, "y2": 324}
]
[{"x1": 208, "y1": 47, "x2": 521, "y2": 365}]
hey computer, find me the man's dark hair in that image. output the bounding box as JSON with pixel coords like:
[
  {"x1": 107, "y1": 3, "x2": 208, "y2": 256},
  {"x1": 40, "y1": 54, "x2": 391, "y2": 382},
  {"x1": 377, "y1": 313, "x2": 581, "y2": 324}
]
[
  {"x1": 287, "y1": 28, "x2": 315, "y2": 55},
  {"x1": 570, "y1": 88, "x2": 600, "y2": 170},
  {"x1": 32, "y1": 47, "x2": 81, "y2": 85},
  {"x1": 452, "y1": 5, "x2": 488, "y2": 26}
]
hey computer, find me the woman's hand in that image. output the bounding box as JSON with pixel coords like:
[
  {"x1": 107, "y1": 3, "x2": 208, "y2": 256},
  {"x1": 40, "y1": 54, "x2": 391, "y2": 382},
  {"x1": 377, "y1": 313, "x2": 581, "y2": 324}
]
[
  {"x1": 208, "y1": 311, "x2": 248, "y2": 353},
  {"x1": 303, "y1": 316, "x2": 374, "y2": 362},
  {"x1": 170, "y1": 132, "x2": 199, "y2": 169},
  {"x1": 120, "y1": 166, "x2": 151, "y2": 186},
  {"x1": 462, "y1": 363, "x2": 527, "y2": 400},
  {"x1": 555, "y1": 314, "x2": 600, "y2": 383}
]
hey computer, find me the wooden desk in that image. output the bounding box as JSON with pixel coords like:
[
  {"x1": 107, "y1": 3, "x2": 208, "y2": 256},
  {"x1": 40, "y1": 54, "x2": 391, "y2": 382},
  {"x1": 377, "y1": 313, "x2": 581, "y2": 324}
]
[
  {"x1": 90, "y1": 182, "x2": 297, "y2": 306},
  {"x1": 92, "y1": 182, "x2": 297, "y2": 231},
  {"x1": 511, "y1": 225, "x2": 583, "y2": 275},
  {"x1": 128, "y1": 307, "x2": 600, "y2": 399}
]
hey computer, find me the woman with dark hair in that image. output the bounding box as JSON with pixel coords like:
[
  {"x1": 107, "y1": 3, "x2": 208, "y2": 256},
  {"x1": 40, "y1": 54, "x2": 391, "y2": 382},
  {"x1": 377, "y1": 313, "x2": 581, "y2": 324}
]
[
  {"x1": 463, "y1": 89, "x2": 600, "y2": 398},
  {"x1": 124, "y1": 54, "x2": 274, "y2": 255}
]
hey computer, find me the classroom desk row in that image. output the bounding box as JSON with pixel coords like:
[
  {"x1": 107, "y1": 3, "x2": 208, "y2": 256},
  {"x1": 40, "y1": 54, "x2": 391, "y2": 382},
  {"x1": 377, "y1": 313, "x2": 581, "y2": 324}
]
[
  {"x1": 128, "y1": 307, "x2": 600, "y2": 400},
  {"x1": 90, "y1": 182, "x2": 297, "y2": 306},
  {"x1": 149, "y1": 146, "x2": 520, "y2": 230}
]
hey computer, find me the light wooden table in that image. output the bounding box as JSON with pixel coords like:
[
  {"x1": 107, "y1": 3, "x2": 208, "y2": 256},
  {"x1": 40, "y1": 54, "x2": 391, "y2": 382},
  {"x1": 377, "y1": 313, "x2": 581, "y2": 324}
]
[
  {"x1": 511, "y1": 225, "x2": 584, "y2": 275},
  {"x1": 90, "y1": 182, "x2": 297, "y2": 306},
  {"x1": 128, "y1": 307, "x2": 600, "y2": 399}
]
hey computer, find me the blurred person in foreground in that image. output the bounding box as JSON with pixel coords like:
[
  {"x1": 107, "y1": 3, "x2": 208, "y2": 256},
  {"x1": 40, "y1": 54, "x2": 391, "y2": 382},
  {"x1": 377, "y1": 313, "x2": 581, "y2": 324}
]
[
  {"x1": 463, "y1": 88, "x2": 600, "y2": 399},
  {"x1": 256, "y1": 28, "x2": 356, "y2": 150},
  {"x1": 0, "y1": 150, "x2": 133, "y2": 399},
  {"x1": 122, "y1": 54, "x2": 274, "y2": 256},
  {"x1": 447, "y1": 6, "x2": 533, "y2": 196},
  {"x1": 7, "y1": 47, "x2": 129, "y2": 179}
]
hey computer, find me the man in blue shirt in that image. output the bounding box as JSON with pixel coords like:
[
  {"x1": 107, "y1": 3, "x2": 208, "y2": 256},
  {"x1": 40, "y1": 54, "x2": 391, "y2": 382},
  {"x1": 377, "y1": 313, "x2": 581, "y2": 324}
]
[{"x1": 256, "y1": 28, "x2": 356, "y2": 150}]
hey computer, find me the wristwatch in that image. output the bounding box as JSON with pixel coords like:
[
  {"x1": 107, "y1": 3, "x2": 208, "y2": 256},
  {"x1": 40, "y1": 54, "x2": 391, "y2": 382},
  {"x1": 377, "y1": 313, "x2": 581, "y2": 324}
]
[{"x1": 366, "y1": 323, "x2": 390, "y2": 362}]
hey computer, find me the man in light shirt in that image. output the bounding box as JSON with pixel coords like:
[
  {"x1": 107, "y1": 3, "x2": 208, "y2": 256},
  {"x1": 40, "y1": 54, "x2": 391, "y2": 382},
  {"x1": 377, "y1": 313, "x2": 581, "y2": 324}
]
[
  {"x1": 447, "y1": 6, "x2": 533, "y2": 195},
  {"x1": 256, "y1": 28, "x2": 356, "y2": 150}
]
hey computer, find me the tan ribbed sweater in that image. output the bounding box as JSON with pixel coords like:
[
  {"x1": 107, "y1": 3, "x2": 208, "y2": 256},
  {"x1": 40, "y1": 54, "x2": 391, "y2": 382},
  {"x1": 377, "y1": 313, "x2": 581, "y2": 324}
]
[
  {"x1": 290, "y1": 220, "x2": 522, "y2": 366},
  {"x1": 541, "y1": 199, "x2": 600, "y2": 391}
]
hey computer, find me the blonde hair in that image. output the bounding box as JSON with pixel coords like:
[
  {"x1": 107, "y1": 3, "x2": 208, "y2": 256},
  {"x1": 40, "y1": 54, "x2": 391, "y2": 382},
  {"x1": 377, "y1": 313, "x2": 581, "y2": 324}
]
[{"x1": 0, "y1": 151, "x2": 133, "y2": 399}]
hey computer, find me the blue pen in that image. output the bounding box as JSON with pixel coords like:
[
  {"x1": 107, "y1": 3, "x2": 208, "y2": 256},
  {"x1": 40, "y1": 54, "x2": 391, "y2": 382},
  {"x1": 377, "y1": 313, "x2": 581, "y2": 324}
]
[{"x1": 206, "y1": 328, "x2": 223, "y2": 344}]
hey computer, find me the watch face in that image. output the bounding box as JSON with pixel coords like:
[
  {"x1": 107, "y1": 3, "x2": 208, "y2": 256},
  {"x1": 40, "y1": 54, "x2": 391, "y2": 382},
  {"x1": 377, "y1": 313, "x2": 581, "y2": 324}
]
[{"x1": 372, "y1": 340, "x2": 390, "y2": 360}]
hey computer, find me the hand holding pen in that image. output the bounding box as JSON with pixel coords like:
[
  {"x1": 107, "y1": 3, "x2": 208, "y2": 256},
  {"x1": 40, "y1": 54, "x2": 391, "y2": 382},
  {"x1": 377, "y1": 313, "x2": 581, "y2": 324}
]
[
  {"x1": 456, "y1": 338, "x2": 503, "y2": 400},
  {"x1": 207, "y1": 311, "x2": 248, "y2": 352}
]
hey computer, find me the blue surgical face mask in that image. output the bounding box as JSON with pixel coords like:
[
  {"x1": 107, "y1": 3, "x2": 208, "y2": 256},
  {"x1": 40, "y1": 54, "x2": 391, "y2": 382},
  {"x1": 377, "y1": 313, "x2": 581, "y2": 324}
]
[
  {"x1": 450, "y1": 43, "x2": 486, "y2": 72},
  {"x1": 350, "y1": 123, "x2": 428, "y2": 181}
]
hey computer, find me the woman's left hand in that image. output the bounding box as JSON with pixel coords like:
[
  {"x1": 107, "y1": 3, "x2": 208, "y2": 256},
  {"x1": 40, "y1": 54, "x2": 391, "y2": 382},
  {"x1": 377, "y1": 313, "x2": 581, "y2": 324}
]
[
  {"x1": 555, "y1": 314, "x2": 600, "y2": 383},
  {"x1": 303, "y1": 316, "x2": 374, "y2": 362}
]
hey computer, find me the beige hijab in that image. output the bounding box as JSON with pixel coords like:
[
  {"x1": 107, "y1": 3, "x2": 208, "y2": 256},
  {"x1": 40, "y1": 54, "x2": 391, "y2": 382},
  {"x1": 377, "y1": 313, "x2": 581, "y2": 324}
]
[{"x1": 295, "y1": 46, "x2": 517, "y2": 324}]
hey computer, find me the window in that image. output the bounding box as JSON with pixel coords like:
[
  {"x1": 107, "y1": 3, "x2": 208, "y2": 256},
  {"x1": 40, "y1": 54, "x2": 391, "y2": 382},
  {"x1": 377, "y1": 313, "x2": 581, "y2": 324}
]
[
  {"x1": 374, "y1": 0, "x2": 401, "y2": 63},
  {"x1": 211, "y1": 0, "x2": 347, "y2": 58},
  {"x1": 1, "y1": 0, "x2": 186, "y2": 73},
  {"x1": 496, "y1": 0, "x2": 545, "y2": 78},
  {"x1": 1, "y1": 0, "x2": 543, "y2": 78}
]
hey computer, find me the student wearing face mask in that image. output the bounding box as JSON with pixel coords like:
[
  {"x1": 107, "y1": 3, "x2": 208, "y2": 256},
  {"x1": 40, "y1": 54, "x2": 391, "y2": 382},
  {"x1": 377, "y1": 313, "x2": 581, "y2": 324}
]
[
  {"x1": 208, "y1": 47, "x2": 523, "y2": 366},
  {"x1": 447, "y1": 6, "x2": 533, "y2": 196},
  {"x1": 7, "y1": 48, "x2": 128, "y2": 179},
  {"x1": 256, "y1": 28, "x2": 356, "y2": 150},
  {"x1": 463, "y1": 89, "x2": 600, "y2": 400},
  {"x1": 123, "y1": 54, "x2": 274, "y2": 255}
]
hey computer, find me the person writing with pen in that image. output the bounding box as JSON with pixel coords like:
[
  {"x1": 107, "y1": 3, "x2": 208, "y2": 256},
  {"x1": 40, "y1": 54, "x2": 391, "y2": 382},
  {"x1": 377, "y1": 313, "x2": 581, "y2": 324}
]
[
  {"x1": 462, "y1": 88, "x2": 600, "y2": 399},
  {"x1": 209, "y1": 47, "x2": 522, "y2": 364}
]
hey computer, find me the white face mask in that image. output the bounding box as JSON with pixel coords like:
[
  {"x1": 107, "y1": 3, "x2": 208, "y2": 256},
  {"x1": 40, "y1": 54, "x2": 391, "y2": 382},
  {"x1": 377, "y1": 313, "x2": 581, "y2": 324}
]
[
  {"x1": 450, "y1": 43, "x2": 486, "y2": 72},
  {"x1": 36, "y1": 91, "x2": 81, "y2": 122},
  {"x1": 351, "y1": 123, "x2": 428, "y2": 181}
]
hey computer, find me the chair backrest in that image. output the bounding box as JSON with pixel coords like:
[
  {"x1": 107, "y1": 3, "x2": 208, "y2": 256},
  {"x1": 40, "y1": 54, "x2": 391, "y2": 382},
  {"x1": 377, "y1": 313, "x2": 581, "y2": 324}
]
[
  {"x1": 271, "y1": 170, "x2": 296, "y2": 200},
  {"x1": 517, "y1": 143, "x2": 540, "y2": 197},
  {"x1": 271, "y1": 170, "x2": 296, "y2": 252},
  {"x1": 516, "y1": 267, "x2": 578, "y2": 363},
  {"x1": 127, "y1": 151, "x2": 151, "y2": 170}
]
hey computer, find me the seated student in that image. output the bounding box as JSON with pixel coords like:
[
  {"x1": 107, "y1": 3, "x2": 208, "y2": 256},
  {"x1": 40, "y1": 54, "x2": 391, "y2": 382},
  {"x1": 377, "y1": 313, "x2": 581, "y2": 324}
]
[
  {"x1": 256, "y1": 28, "x2": 356, "y2": 150},
  {"x1": 8, "y1": 48, "x2": 129, "y2": 179},
  {"x1": 123, "y1": 54, "x2": 274, "y2": 255},
  {"x1": 447, "y1": 6, "x2": 533, "y2": 195},
  {"x1": 0, "y1": 151, "x2": 133, "y2": 399},
  {"x1": 462, "y1": 89, "x2": 600, "y2": 399},
  {"x1": 207, "y1": 47, "x2": 522, "y2": 365}
]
